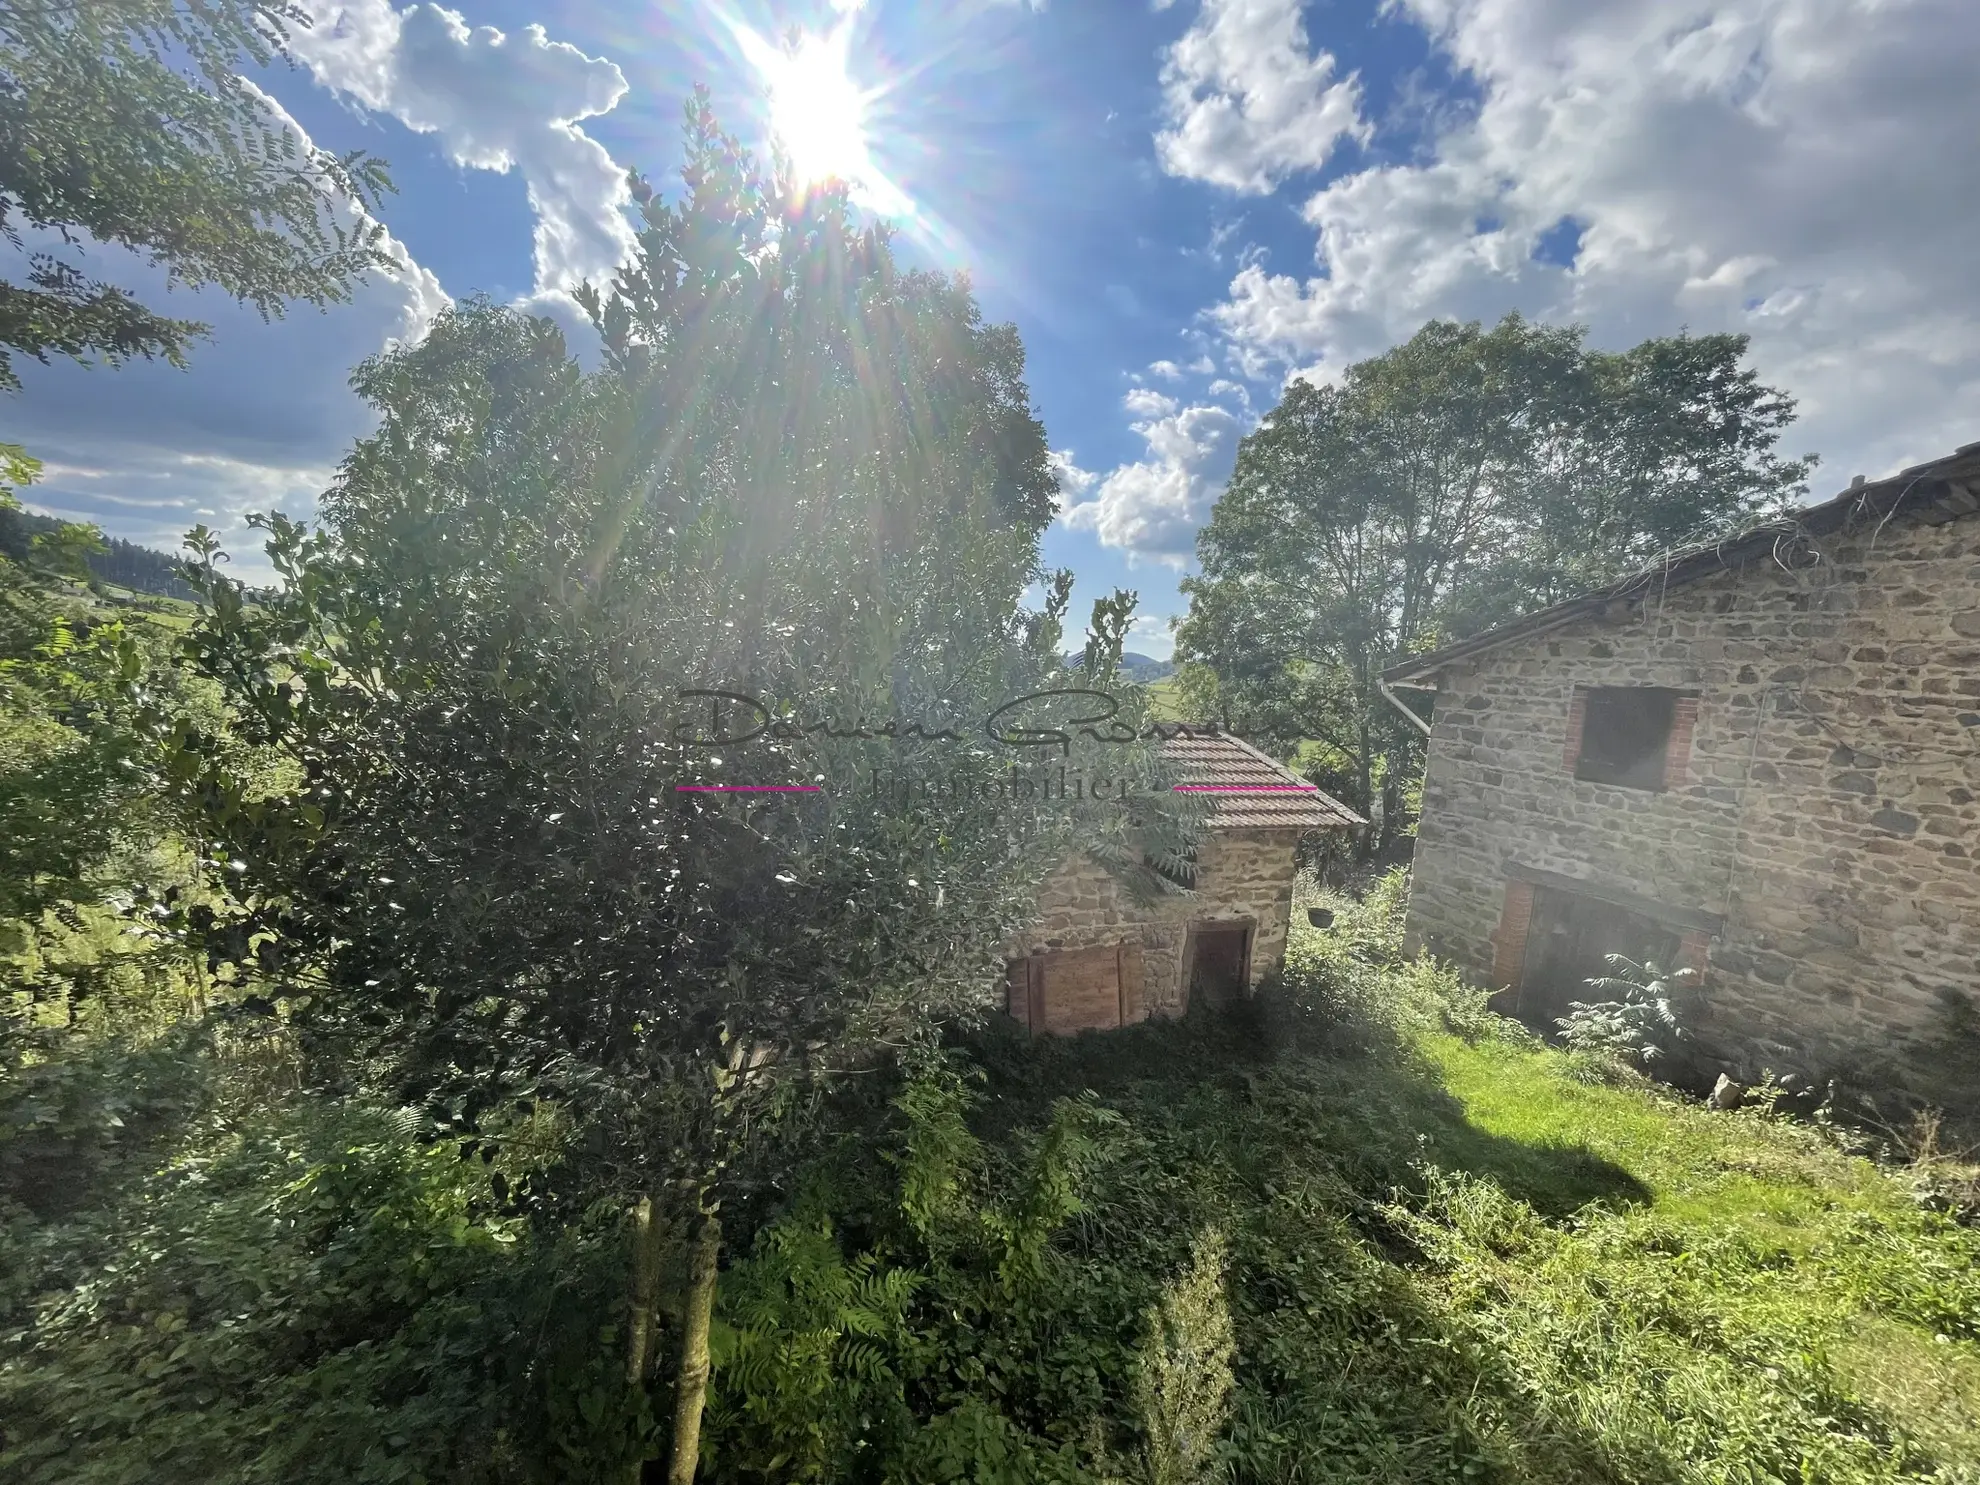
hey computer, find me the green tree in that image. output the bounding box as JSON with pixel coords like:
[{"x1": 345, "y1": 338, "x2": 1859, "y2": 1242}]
[
  {"x1": 0, "y1": 446, "x2": 159, "y2": 930},
  {"x1": 173, "y1": 94, "x2": 1193, "y2": 1484},
  {"x1": 1176, "y1": 315, "x2": 1815, "y2": 847},
  {"x1": 0, "y1": 0, "x2": 395, "y2": 389}
]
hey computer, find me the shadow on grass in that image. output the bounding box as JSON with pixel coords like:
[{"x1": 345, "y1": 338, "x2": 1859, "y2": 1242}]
[
  {"x1": 949, "y1": 1005, "x2": 1672, "y2": 1484},
  {"x1": 961, "y1": 999, "x2": 1651, "y2": 1221}
]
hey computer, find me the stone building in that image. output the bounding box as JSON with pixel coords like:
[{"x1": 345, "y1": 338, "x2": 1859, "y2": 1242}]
[
  {"x1": 1383, "y1": 441, "x2": 1980, "y2": 1078},
  {"x1": 1003, "y1": 733, "x2": 1362, "y2": 1035}
]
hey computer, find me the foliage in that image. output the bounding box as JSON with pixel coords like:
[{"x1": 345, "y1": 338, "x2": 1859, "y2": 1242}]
[
  {"x1": 678, "y1": 906, "x2": 1980, "y2": 1484},
  {"x1": 1557, "y1": 954, "x2": 1697, "y2": 1067},
  {"x1": 8, "y1": 864, "x2": 1980, "y2": 1481},
  {"x1": 1175, "y1": 314, "x2": 1817, "y2": 842},
  {"x1": 0, "y1": 0, "x2": 395, "y2": 388},
  {"x1": 0, "y1": 448, "x2": 226, "y2": 1061},
  {"x1": 1129, "y1": 1226, "x2": 1236, "y2": 1485},
  {"x1": 163, "y1": 95, "x2": 1197, "y2": 1473},
  {"x1": 696, "y1": 1075, "x2": 1117, "y2": 1483},
  {"x1": 1, "y1": 1086, "x2": 654, "y2": 1484}
]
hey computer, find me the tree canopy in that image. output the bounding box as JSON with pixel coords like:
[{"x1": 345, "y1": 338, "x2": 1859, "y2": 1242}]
[
  {"x1": 1175, "y1": 314, "x2": 1817, "y2": 843},
  {"x1": 167, "y1": 93, "x2": 1188, "y2": 1480},
  {"x1": 0, "y1": 0, "x2": 394, "y2": 389}
]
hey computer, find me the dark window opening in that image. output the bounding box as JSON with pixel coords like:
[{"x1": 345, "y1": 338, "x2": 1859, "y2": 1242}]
[
  {"x1": 1575, "y1": 686, "x2": 1684, "y2": 790},
  {"x1": 1516, "y1": 887, "x2": 1680, "y2": 1034},
  {"x1": 1143, "y1": 844, "x2": 1198, "y2": 886}
]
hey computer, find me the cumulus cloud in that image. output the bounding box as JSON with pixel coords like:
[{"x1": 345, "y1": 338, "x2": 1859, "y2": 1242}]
[
  {"x1": 9, "y1": 87, "x2": 446, "y2": 576},
  {"x1": 9, "y1": 1, "x2": 646, "y2": 572},
  {"x1": 293, "y1": 0, "x2": 635, "y2": 295},
  {"x1": 1047, "y1": 448, "x2": 1101, "y2": 506},
  {"x1": 1056, "y1": 392, "x2": 1242, "y2": 563},
  {"x1": 1208, "y1": 0, "x2": 1980, "y2": 484},
  {"x1": 1155, "y1": 0, "x2": 1370, "y2": 194}
]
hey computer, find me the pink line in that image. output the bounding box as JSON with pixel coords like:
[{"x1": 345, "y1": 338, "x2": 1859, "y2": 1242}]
[
  {"x1": 1174, "y1": 784, "x2": 1318, "y2": 792},
  {"x1": 676, "y1": 785, "x2": 823, "y2": 793}
]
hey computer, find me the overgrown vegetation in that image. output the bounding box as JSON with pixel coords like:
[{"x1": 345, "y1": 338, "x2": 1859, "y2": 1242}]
[
  {"x1": 18, "y1": 863, "x2": 1976, "y2": 1481},
  {"x1": 1556, "y1": 954, "x2": 1698, "y2": 1068},
  {"x1": 3, "y1": 42, "x2": 1973, "y2": 1482}
]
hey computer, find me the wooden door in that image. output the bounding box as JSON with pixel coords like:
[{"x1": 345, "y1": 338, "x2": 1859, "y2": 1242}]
[
  {"x1": 1185, "y1": 923, "x2": 1252, "y2": 1012},
  {"x1": 1007, "y1": 943, "x2": 1148, "y2": 1036},
  {"x1": 1517, "y1": 888, "x2": 1680, "y2": 1032}
]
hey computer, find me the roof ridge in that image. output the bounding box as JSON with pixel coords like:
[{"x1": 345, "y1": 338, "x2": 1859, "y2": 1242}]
[{"x1": 1384, "y1": 436, "x2": 1980, "y2": 686}]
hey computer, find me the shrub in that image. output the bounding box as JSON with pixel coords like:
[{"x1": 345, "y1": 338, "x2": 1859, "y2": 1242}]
[
  {"x1": 1129, "y1": 1226, "x2": 1236, "y2": 1485},
  {"x1": 1557, "y1": 955, "x2": 1695, "y2": 1068},
  {"x1": 0, "y1": 1096, "x2": 647, "y2": 1485}
]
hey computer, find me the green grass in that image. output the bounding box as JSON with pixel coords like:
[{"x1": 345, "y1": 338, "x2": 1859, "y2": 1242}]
[
  {"x1": 1143, "y1": 675, "x2": 1189, "y2": 723},
  {"x1": 1404, "y1": 1029, "x2": 1980, "y2": 1481},
  {"x1": 1425, "y1": 1033, "x2": 1909, "y2": 1238},
  {"x1": 943, "y1": 904, "x2": 1980, "y2": 1484}
]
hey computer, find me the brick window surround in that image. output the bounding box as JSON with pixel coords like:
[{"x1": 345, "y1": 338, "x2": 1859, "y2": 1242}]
[
  {"x1": 1561, "y1": 691, "x2": 1589, "y2": 773},
  {"x1": 1564, "y1": 687, "x2": 1700, "y2": 790},
  {"x1": 1676, "y1": 929, "x2": 1712, "y2": 978},
  {"x1": 1491, "y1": 880, "x2": 1537, "y2": 987},
  {"x1": 1664, "y1": 696, "x2": 1701, "y2": 787}
]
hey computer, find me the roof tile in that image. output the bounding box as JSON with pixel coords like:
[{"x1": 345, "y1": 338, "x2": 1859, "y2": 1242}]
[{"x1": 1158, "y1": 733, "x2": 1365, "y2": 830}]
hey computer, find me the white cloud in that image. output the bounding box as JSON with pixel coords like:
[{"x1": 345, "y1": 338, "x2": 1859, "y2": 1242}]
[
  {"x1": 1127, "y1": 611, "x2": 1178, "y2": 659},
  {"x1": 7, "y1": 2, "x2": 643, "y2": 574},
  {"x1": 7, "y1": 87, "x2": 446, "y2": 577},
  {"x1": 1208, "y1": 0, "x2": 1980, "y2": 486},
  {"x1": 1057, "y1": 393, "x2": 1243, "y2": 563},
  {"x1": 1155, "y1": 0, "x2": 1371, "y2": 194},
  {"x1": 293, "y1": 0, "x2": 635, "y2": 294},
  {"x1": 1047, "y1": 448, "x2": 1101, "y2": 507},
  {"x1": 1147, "y1": 358, "x2": 1185, "y2": 381}
]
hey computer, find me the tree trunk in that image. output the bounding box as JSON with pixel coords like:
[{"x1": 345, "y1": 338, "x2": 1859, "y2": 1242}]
[
  {"x1": 665, "y1": 1208, "x2": 722, "y2": 1485},
  {"x1": 627, "y1": 1193, "x2": 663, "y2": 1376},
  {"x1": 625, "y1": 1194, "x2": 664, "y2": 1485},
  {"x1": 1354, "y1": 675, "x2": 1378, "y2": 860}
]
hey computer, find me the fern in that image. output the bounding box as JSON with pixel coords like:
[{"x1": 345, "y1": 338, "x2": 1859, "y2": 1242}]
[
  {"x1": 1133, "y1": 1226, "x2": 1237, "y2": 1485},
  {"x1": 1557, "y1": 955, "x2": 1695, "y2": 1066}
]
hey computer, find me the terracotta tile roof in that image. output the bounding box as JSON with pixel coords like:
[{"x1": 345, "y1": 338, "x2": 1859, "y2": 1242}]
[{"x1": 1158, "y1": 732, "x2": 1365, "y2": 830}]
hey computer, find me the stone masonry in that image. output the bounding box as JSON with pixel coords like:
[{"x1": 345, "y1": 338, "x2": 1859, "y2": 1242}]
[
  {"x1": 1005, "y1": 829, "x2": 1304, "y2": 1017},
  {"x1": 1396, "y1": 477, "x2": 1980, "y2": 1079}
]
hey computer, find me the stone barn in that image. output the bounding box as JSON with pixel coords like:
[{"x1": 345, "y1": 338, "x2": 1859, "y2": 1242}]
[
  {"x1": 1382, "y1": 440, "x2": 1980, "y2": 1081},
  {"x1": 1003, "y1": 734, "x2": 1363, "y2": 1035}
]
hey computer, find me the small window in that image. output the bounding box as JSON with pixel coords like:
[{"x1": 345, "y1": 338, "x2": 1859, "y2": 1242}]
[{"x1": 1574, "y1": 687, "x2": 1684, "y2": 791}]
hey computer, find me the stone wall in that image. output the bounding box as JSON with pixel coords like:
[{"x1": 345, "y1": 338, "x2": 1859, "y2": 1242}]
[
  {"x1": 1404, "y1": 506, "x2": 1980, "y2": 1077},
  {"x1": 1007, "y1": 829, "x2": 1304, "y2": 1017}
]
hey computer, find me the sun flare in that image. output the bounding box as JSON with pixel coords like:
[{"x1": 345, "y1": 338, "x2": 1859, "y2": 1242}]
[{"x1": 733, "y1": 18, "x2": 909, "y2": 217}]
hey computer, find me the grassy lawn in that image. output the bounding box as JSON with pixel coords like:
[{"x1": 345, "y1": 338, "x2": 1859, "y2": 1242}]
[
  {"x1": 1426, "y1": 1033, "x2": 1910, "y2": 1237},
  {"x1": 953, "y1": 893, "x2": 1980, "y2": 1483},
  {"x1": 1411, "y1": 1031, "x2": 1980, "y2": 1481}
]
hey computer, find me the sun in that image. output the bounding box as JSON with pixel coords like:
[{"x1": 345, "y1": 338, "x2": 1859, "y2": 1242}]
[{"x1": 732, "y1": 17, "x2": 909, "y2": 217}]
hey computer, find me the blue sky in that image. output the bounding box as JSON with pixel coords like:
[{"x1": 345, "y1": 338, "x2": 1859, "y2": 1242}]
[{"x1": 8, "y1": 0, "x2": 1979, "y2": 658}]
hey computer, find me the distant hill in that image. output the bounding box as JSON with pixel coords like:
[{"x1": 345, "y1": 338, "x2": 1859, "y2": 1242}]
[
  {"x1": 0, "y1": 506, "x2": 198, "y2": 601},
  {"x1": 1062, "y1": 650, "x2": 1175, "y2": 682}
]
